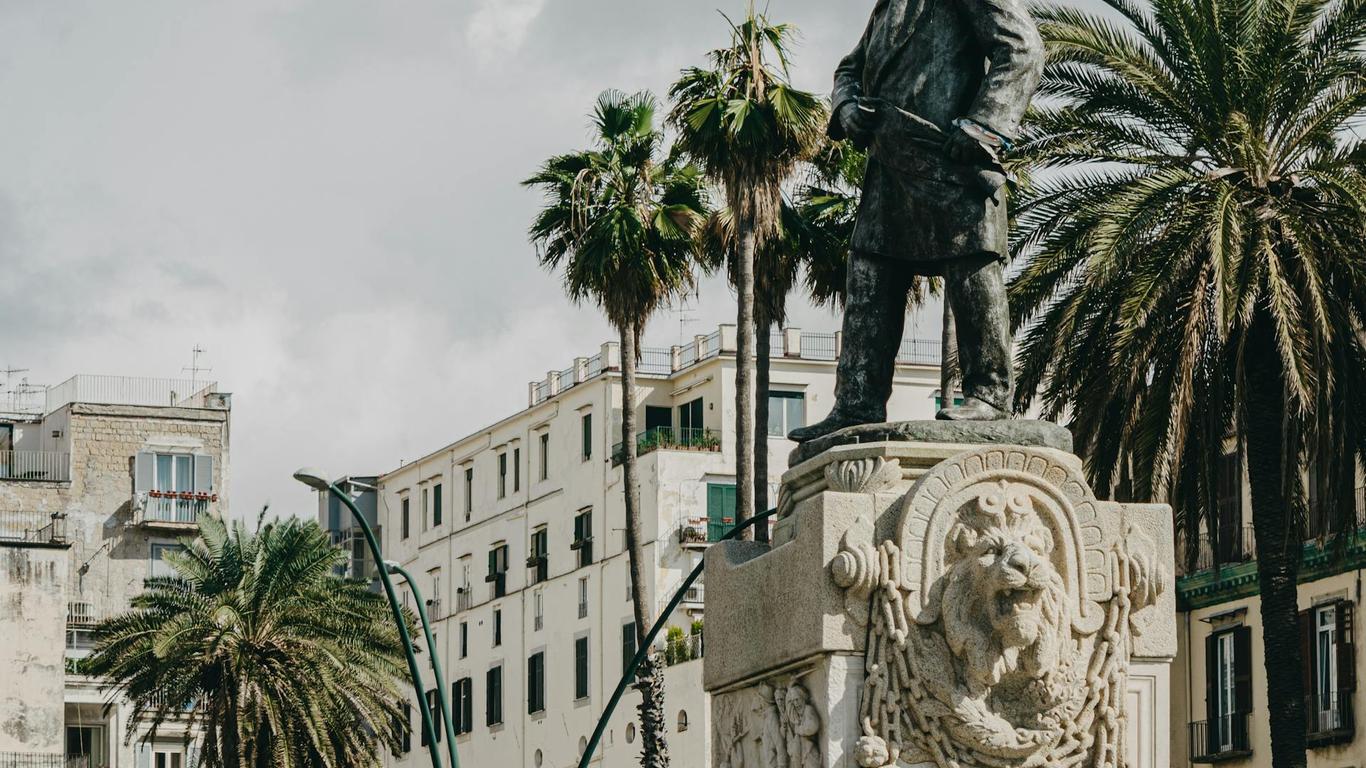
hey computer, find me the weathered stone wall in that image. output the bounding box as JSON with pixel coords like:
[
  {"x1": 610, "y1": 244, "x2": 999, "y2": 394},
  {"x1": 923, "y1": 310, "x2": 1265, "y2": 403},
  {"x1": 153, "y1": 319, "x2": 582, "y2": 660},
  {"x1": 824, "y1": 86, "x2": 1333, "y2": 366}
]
[{"x1": 0, "y1": 543, "x2": 68, "y2": 754}]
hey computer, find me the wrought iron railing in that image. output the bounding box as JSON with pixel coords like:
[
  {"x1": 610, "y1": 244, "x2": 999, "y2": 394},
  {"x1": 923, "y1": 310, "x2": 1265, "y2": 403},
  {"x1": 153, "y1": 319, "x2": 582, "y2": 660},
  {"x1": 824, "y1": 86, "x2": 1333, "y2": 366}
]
[
  {"x1": 137, "y1": 494, "x2": 211, "y2": 525},
  {"x1": 611, "y1": 427, "x2": 721, "y2": 466},
  {"x1": 0, "y1": 510, "x2": 66, "y2": 544},
  {"x1": 0, "y1": 451, "x2": 70, "y2": 482},
  {"x1": 0, "y1": 753, "x2": 67, "y2": 768},
  {"x1": 1179, "y1": 525, "x2": 1258, "y2": 575},
  {"x1": 1189, "y1": 713, "x2": 1252, "y2": 762},
  {"x1": 1307, "y1": 690, "x2": 1354, "y2": 744}
]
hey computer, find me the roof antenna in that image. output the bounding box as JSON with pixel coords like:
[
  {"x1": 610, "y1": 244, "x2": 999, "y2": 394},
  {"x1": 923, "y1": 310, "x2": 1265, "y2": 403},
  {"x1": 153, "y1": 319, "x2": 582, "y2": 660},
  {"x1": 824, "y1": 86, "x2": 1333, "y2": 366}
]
[{"x1": 183, "y1": 345, "x2": 212, "y2": 393}]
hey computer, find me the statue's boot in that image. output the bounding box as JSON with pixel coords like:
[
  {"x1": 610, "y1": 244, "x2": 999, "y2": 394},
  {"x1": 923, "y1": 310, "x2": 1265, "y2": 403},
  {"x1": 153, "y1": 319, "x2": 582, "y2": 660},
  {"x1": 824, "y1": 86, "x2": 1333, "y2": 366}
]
[
  {"x1": 936, "y1": 396, "x2": 1009, "y2": 421},
  {"x1": 787, "y1": 411, "x2": 871, "y2": 443}
]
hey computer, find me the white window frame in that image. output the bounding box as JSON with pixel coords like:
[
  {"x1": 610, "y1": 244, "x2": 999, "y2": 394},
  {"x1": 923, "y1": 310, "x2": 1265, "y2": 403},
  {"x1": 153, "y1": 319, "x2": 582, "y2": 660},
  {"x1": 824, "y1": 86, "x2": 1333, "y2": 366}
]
[
  {"x1": 1216, "y1": 632, "x2": 1236, "y2": 750},
  {"x1": 1316, "y1": 603, "x2": 1340, "y2": 730},
  {"x1": 153, "y1": 748, "x2": 184, "y2": 768}
]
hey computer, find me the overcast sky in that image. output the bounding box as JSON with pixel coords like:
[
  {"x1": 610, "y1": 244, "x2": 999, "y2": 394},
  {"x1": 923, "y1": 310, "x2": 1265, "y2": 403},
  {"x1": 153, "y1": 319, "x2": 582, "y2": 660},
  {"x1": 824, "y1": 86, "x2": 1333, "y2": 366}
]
[{"x1": 0, "y1": 0, "x2": 951, "y2": 517}]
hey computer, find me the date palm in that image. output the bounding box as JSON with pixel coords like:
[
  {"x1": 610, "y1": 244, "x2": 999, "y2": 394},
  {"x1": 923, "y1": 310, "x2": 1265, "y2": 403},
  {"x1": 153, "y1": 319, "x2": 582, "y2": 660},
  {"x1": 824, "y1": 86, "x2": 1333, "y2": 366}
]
[
  {"x1": 1010, "y1": 0, "x2": 1366, "y2": 762},
  {"x1": 524, "y1": 89, "x2": 708, "y2": 768},
  {"x1": 87, "y1": 514, "x2": 410, "y2": 768},
  {"x1": 670, "y1": 3, "x2": 825, "y2": 532}
]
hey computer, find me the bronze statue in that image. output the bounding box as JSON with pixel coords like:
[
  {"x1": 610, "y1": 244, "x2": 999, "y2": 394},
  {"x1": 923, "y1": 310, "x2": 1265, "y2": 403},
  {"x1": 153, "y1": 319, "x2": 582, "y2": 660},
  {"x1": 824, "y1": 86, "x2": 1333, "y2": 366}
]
[{"x1": 790, "y1": 0, "x2": 1043, "y2": 441}]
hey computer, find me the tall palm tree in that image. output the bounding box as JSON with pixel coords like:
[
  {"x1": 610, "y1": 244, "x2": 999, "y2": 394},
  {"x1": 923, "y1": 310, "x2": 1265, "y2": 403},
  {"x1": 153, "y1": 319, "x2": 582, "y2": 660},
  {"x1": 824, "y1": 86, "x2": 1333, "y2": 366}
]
[
  {"x1": 87, "y1": 514, "x2": 410, "y2": 768},
  {"x1": 524, "y1": 89, "x2": 708, "y2": 768},
  {"x1": 670, "y1": 3, "x2": 825, "y2": 532},
  {"x1": 1009, "y1": 0, "x2": 1366, "y2": 761}
]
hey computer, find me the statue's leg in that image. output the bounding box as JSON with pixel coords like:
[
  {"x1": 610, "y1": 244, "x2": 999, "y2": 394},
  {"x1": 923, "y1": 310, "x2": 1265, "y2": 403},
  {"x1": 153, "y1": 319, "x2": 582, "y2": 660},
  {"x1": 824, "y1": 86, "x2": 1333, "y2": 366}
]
[
  {"x1": 788, "y1": 251, "x2": 908, "y2": 441},
  {"x1": 938, "y1": 255, "x2": 1012, "y2": 420}
]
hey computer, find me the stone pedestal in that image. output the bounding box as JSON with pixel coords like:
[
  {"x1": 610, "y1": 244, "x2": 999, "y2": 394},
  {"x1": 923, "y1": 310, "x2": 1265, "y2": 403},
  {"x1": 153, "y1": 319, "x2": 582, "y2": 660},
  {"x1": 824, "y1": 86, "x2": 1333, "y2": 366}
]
[{"x1": 704, "y1": 422, "x2": 1175, "y2": 768}]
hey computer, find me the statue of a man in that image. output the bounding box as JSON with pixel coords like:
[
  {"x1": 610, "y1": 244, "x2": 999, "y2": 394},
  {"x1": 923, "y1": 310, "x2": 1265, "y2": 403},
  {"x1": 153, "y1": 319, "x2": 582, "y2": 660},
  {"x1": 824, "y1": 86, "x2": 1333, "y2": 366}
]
[{"x1": 790, "y1": 0, "x2": 1044, "y2": 441}]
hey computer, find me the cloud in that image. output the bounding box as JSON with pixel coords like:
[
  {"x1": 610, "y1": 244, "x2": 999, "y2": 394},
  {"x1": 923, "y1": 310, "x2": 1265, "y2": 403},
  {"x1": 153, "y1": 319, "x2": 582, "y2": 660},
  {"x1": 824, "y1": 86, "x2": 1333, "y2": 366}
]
[{"x1": 466, "y1": 0, "x2": 547, "y2": 66}]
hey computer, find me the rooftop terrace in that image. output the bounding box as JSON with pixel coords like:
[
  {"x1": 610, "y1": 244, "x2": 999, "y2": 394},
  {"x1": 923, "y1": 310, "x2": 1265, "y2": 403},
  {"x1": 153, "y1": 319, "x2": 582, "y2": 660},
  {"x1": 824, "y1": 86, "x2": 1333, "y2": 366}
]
[{"x1": 1, "y1": 374, "x2": 220, "y2": 418}]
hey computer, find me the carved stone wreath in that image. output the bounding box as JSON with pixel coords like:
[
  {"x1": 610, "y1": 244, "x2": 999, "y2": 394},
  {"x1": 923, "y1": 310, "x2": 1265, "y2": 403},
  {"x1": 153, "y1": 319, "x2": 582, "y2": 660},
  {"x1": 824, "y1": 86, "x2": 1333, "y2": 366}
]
[{"x1": 833, "y1": 446, "x2": 1168, "y2": 768}]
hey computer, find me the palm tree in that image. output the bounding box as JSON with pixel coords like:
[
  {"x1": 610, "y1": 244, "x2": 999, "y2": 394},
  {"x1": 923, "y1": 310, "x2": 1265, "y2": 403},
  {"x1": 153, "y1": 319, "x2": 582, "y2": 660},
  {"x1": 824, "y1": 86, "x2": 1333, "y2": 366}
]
[
  {"x1": 670, "y1": 3, "x2": 825, "y2": 532},
  {"x1": 87, "y1": 514, "x2": 410, "y2": 768},
  {"x1": 524, "y1": 89, "x2": 708, "y2": 768},
  {"x1": 1009, "y1": 0, "x2": 1366, "y2": 762}
]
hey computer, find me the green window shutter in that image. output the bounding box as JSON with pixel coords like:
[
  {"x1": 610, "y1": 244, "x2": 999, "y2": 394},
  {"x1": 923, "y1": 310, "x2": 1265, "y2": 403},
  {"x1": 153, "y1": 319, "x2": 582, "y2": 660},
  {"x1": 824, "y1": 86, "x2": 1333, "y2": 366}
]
[{"x1": 707, "y1": 484, "x2": 736, "y2": 541}]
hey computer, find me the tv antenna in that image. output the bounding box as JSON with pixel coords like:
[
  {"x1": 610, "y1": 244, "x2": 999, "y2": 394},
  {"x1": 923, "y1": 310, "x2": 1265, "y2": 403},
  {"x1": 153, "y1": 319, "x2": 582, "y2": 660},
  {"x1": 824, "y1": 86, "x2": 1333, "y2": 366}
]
[{"x1": 183, "y1": 345, "x2": 212, "y2": 391}]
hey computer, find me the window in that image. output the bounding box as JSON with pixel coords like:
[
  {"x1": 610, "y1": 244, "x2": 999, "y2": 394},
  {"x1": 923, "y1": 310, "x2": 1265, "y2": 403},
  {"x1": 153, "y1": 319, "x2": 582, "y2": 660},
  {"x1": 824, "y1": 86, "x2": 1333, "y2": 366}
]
[
  {"x1": 134, "y1": 451, "x2": 213, "y2": 522},
  {"x1": 573, "y1": 509, "x2": 593, "y2": 568},
  {"x1": 514, "y1": 448, "x2": 521, "y2": 492},
  {"x1": 458, "y1": 557, "x2": 472, "y2": 611},
  {"x1": 528, "y1": 651, "x2": 546, "y2": 714},
  {"x1": 421, "y1": 487, "x2": 429, "y2": 531},
  {"x1": 539, "y1": 432, "x2": 550, "y2": 480},
  {"x1": 422, "y1": 689, "x2": 442, "y2": 745},
  {"x1": 767, "y1": 391, "x2": 806, "y2": 436},
  {"x1": 706, "y1": 483, "x2": 737, "y2": 541},
  {"x1": 1203, "y1": 626, "x2": 1251, "y2": 755},
  {"x1": 529, "y1": 528, "x2": 549, "y2": 584},
  {"x1": 534, "y1": 590, "x2": 544, "y2": 631},
  {"x1": 1302, "y1": 601, "x2": 1355, "y2": 739},
  {"x1": 677, "y1": 710, "x2": 689, "y2": 732},
  {"x1": 401, "y1": 497, "x2": 411, "y2": 540},
  {"x1": 452, "y1": 677, "x2": 473, "y2": 735},
  {"x1": 581, "y1": 412, "x2": 593, "y2": 461},
  {"x1": 578, "y1": 577, "x2": 589, "y2": 619},
  {"x1": 149, "y1": 543, "x2": 184, "y2": 580},
  {"x1": 487, "y1": 544, "x2": 509, "y2": 599},
  {"x1": 498, "y1": 452, "x2": 508, "y2": 499},
  {"x1": 66, "y1": 725, "x2": 107, "y2": 767},
  {"x1": 399, "y1": 703, "x2": 412, "y2": 754},
  {"x1": 153, "y1": 750, "x2": 183, "y2": 768},
  {"x1": 1216, "y1": 450, "x2": 1245, "y2": 561},
  {"x1": 463, "y1": 466, "x2": 473, "y2": 521},
  {"x1": 574, "y1": 636, "x2": 590, "y2": 700},
  {"x1": 428, "y1": 569, "x2": 441, "y2": 619},
  {"x1": 486, "y1": 666, "x2": 503, "y2": 726},
  {"x1": 433, "y1": 483, "x2": 443, "y2": 527},
  {"x1": 678, "y1": 397, "x2": 704, "y2": 435},
  {"x1": 622, "y1": 623, "x2": 638, "y2": 681},
  {"x1": 493, "y1": 609, "x2": 502, "y2": 647},
  {"x1": 459, "y1": 621, "x2": 468, "y2": 659}
]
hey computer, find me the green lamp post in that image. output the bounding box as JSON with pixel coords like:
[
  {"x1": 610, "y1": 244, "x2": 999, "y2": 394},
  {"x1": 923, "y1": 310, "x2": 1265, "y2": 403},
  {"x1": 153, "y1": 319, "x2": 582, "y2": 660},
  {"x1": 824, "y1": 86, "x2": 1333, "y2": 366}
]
[
  {"x1": 292, "y1": 468, "x2": 444, "y2": 768},
  {"x1": 386, "y1": 559, "x2": 461, "y2": 767}
]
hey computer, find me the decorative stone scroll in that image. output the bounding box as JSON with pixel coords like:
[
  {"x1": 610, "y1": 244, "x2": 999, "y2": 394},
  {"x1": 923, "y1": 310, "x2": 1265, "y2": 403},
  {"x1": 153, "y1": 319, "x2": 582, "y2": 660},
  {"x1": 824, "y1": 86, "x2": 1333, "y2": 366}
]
[
  {"x1": 713, "y1": 671, "x2": 824, "y2": 768},
  {"x1": 833, "y1": 446, "x2": 1170, "y2": 768}
]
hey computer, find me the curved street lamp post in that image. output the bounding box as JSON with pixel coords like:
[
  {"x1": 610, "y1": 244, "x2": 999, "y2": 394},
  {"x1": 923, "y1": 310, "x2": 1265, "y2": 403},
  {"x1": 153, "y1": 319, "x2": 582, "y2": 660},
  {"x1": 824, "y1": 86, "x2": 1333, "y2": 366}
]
[
  {"x1": 387, "y1": 559, "x2": 461, "y2": 767},
  {"x1": 292, "y1": 468, "x2": 446, "y2": 768}
]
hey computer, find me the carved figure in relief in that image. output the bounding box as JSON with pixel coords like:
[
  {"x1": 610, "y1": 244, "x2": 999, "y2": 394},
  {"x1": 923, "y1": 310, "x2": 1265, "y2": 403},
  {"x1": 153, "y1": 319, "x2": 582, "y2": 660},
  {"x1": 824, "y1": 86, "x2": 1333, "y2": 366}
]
[
  {"x1": 781, "y1": 683, "x2": 821, "y2": 768},
  {"x1": 832, "y1": 448, "x2": 1170, "y2": 768},
  {"x1": 759, "y1": 683, "x2": 788, "y2": 768}
]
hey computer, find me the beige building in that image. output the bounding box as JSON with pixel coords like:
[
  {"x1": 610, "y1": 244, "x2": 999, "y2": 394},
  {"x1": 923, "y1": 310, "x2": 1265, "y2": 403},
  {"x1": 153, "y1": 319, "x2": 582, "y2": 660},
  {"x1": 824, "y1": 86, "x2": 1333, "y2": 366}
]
[
  {"x1": 370, "y1": 325, "x2": 947, "y2": 768},
  {"x1": 1172, "y1": 461, "x2": 1366, "y2": 766},
  {"x1": 0, "y1": 375, "x2": 230, "y2": 768}
]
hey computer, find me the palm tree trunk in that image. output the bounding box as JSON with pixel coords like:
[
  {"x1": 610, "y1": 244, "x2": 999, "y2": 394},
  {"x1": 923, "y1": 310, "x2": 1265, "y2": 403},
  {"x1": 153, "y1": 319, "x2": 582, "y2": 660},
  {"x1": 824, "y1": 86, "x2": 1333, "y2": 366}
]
[
  {"x1": 1244, "y1": 309, "x2": 1306, "y2": 768},
  {"x1": 754, "y1": 311, "x2": 771, "y2": 540},
  {"x1": 940, "y1": 296, "x2": 958, "y2": 408},
  {"x1": 734, "y1": 216, "x2": 756, "y2": 540},
  {"x1": 620, "y1": 321, "x2": 669, "y2": 768}
]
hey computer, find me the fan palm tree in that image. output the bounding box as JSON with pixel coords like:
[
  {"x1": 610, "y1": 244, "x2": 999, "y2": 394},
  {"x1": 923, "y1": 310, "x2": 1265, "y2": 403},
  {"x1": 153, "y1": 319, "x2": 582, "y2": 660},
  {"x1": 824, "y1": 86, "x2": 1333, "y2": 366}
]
[
  {"x1": 524, "y1": 89, "x2": 709, "y2": 768},
  {"x1": 670, "y1": 3, "x2": 825, "y2": 533},
  {"x1": 87, "y1": 514, "x2": 411, "y2": 768},
  {"x1": 1010, "y1": 0, "x2": 1366, "y2": 761}
]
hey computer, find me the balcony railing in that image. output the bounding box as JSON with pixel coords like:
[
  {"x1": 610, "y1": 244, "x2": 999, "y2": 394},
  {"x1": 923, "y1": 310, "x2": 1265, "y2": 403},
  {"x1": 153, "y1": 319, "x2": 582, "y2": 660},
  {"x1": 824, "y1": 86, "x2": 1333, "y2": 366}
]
[
  {"x1": 611, "y1": 427, "x2": 721, "y2": 467},
  {"x1": 682, "y1": 583, "x2": 704, "y2": 604},
  {"x1": 0, "y1": 451, "x2": 71, "y2": 482},
  {"x1": 0, "y1": 753, "x2": 67, "y2": 768},
  {"x1": 135, "y1": 493, "x2": 212, "y2": 526},
  {"x1": 44, "y1": 374, "x2": 217, "y2": 414},
  {"x1": 679, "y1": 518, "x2": 709, "y2": 547},
  {"x1": 0, "y1": 511, "x2": 67, "y2": 544},
  {"x1": 1307, "y1": 691, "x2": 1355, "y2": 746},
  {"x1": 1189, "y1": 713, "x2": 1253, "y2": 762},
  {"x1": 66, "y1": 601, "x2": 97, "y2": 626},
  {"x1": 456, "y1": 587, "x2": 472, "y2": 613},
  {"x1": 1179, "y1": 525, "x2": 1258, "y2": 576},
  {"x1": 662, "y1": 631, "x2": 704, "y2": 667}
]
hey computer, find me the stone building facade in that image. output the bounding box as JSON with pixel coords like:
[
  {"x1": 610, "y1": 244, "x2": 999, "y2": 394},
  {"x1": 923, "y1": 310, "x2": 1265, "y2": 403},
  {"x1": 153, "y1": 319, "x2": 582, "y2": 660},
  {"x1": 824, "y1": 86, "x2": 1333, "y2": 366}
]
[
  {"x1": 367, "y1": 325, "x2": 947, "y2": 768},
  {"x1": 0, "y1": 375, "x2": 230, "y2": 768}
]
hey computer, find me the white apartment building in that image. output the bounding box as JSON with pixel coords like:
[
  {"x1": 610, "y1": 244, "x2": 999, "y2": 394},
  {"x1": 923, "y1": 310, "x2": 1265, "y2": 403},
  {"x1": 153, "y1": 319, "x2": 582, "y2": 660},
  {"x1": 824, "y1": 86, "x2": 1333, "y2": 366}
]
[
  {"x1": 375, "y1": 325, "x2": 947, "y2": 768},
  {"x1": 0, "y1": 375, "x2": 230, "y2": 768}
]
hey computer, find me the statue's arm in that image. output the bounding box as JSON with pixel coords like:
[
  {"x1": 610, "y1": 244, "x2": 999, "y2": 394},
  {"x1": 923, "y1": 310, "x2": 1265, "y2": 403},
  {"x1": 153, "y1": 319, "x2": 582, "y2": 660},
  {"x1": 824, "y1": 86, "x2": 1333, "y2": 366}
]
[
  {"x1": 961, "y1": 0, "x2": 1044, "y2": 140},
  {"x1": 829, "y1": 5, "x2": 879, "y2": 139}
]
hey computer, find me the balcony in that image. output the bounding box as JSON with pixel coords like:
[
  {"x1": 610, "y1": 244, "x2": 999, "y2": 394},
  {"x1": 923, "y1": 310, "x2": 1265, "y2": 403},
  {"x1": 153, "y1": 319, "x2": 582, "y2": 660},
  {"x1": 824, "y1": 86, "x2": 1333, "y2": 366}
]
[
  {"x1": 611, "y1": 427, "x2": 721, "y2": 467},
  {"x1": 0, "y1": 753, "x2": 68, "y2": 768},
  {"x1": 67, "y1": 601, "x2": 97, "y2": 626},
  {"x1": 133, "y1": 492, "x2": 213, "y2": 528},
  {"x1": 0, "y1": 451, "x2": 71, "y2": 482},
  {"x1": 1178, "y1": 525, "x2": 1257, "y2": 577},
  {"x1": 455, "y1": 587, "x2": 472, "y2": 613},
  {"x1": 44, "y1": 374, "x2": 218, "y2": 413},
  {"x1": 1190, "y1": 713, "x2": 1253, "y2": 762},
  {"x1": 662, "y1": 630, "x2": 704, "y2": 667},
  {"x1": 681, "y1": 583, "x2": 704, "y2": 607},
  {"x1": 1307, "y1": 691, "x2": 1355, "y2": 747},
  {"x1": 679, "y1": 518, "x2": 710, "y2": 548},
  {"x1": 484, "y1": 571, "x2": 507, "y2": 601},
  {"x1": 0, "y1": 510, "x2": 67, "y2": 544}
]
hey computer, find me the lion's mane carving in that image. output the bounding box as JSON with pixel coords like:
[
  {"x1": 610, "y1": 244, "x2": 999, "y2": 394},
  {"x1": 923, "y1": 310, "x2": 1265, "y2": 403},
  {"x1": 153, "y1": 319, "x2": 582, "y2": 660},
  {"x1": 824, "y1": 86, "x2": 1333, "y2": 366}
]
[{"x1": 842, "y1": 447, "x2": 1167, "y2": 768}]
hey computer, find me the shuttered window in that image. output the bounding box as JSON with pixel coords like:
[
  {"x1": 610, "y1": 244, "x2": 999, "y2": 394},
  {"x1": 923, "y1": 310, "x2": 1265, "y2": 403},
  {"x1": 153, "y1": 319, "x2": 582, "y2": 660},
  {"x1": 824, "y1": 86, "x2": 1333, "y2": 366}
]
[
  {"x1": 574, "y1": 636, "x2": 590, "y2": 700},
  {"x1": 622, "y1": 622, "x2": 638, "y2": 682},
  {"x1": 707, "y1": 484, "x2": 736, "y2": 541},
  {"x1": 486, "y1": 666, "x2": 503, "y2": 726},
  {"x1": 1204, "y1": 626, "x2": 1252, "y2": 754},
  {"x1": 451, "y1": 678, "x2": 473, "y2": 735},
  {"x1": 1301, "y1": 600, "x2": 1356, "y2": 739},
  {"x1": 528, "y1": 652, "x2": 546, "y2": 714}
]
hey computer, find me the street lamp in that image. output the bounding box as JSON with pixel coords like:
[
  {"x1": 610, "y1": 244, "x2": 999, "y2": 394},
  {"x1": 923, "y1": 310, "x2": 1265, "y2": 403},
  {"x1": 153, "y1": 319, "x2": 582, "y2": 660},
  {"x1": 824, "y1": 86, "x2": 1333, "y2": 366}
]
[
  {"x1": 292, "y1": 468, "x2": 444, "y2": 768},
  {"x1": 386, "y1": 559, "x2": 460, "y2": 768}
]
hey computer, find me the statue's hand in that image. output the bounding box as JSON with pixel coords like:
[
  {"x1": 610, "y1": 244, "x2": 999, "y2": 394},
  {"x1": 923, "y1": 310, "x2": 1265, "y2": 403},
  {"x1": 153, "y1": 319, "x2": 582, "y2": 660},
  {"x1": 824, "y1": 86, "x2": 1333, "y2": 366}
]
[
  {"x1": 944, "y1": 125, "x2": 994, "y2": 166},
  {"x1": 839, "y1": 98, "x2": 880, "y2": 148}
]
